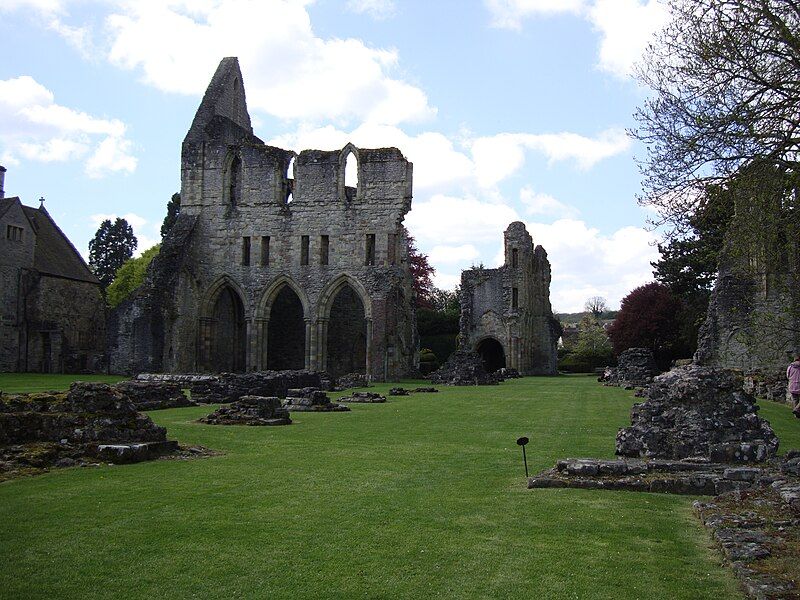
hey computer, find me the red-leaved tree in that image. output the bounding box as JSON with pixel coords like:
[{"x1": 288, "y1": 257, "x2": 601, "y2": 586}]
[
  {"x1": 404, "y1": 227, "x2": 435, "y2": 309},
  {"x1": 607, "y1": 282, "x2": 687, "y2": 368}
]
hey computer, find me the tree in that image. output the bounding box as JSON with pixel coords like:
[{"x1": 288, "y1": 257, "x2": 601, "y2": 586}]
[
  {"x1": 161, "y1": 192, "x2": 181, "y2": 238},
  {"x1": 607, "y1": 282, "x2": 686, "y2": 369},
  {"x1": 88, "y1": 218, "x2": 137, "y2": 288},
  {"x1": 429, "y1": 286, "x2": 460, "y2": 314},
  {"x1": 106, "y1": 245, "x2": 160, "y2": 307},
  {"x1": 584, "y1": 296, "x2": 607, "y2": 319},
  {"x1": 633, "y1": 0, "x2": 800, "y2": 233},
  {"x1": 404, "y1": 227, "x2": 435, "y2": 309},
  {"x1": 559, "y1": 316, "x2": 614, "y2": 372}
]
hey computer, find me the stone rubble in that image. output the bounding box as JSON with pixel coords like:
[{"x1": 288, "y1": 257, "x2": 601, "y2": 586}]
[
  {"x1": 334, "y1": 373, "x2": 371, "y2": 391},
  {"x1": 616, "y1": 365, "x2": 779, "y2": 463},
  {"x1": 282, "y1": 388, "x2": 350, "y2": 412},
  {"x1": 429, "y1": 350, "x2": 503, "y2": 386},
  {"x1": 198, "y1": 396, "x2": 291, "y2": 426},
  {"x1": 388, "y1": 387, "x2": 410, "y2": 396},
  {"x1": 338, "y1": 392, "x2": 386, "y2": 403},
  {"x1": 0, "y1": 382, "x2": 182, "y2": 478},
  {"x1": 599, "y1": 347, "x2": 659, "y2": 388},
  {"x1": 113, "y1": 380, "x2": 196, "y2": 411},
  {"x1": 743, "y1": 370, "x2": 793, "y2": 405}
]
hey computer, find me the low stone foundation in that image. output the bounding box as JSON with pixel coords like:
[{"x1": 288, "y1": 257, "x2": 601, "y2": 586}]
[
  {"x1": 335, "y1": 373, "x2": 371, "y2": 391},
  {"x1": 114, "y1": 380, "x2": 195, "y2": 411},
  {"x1": 199, "y1": 396, "x2": 291, "y2": 426},
  {"x1": 0, "y1": 382, "x2": 183, "y2": 479},
  {"x1": 283, "y1": 388, "x2": 349, "y2": 412},
  {"x1": 429, "y1": 350, "x2": 503, "y2": 386},
  {"x1": 743, "y1": 370, "x2": 793, "y2": 405},
  {"x1": 599, "y1": 347, "x2": 658, "y2": 388},
  {"x1": 338, "y1": 392, "x2": 386, "y2": 403}
]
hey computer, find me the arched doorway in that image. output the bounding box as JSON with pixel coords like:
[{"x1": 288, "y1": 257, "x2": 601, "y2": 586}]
[
  {"x1": 326, "y1": 283, "x2": 367, "y2": 377},
  {"x1": 267, "y1": 285, "x2": 306, "y2": 370},
  {"x1": 210, "y1": 286, "x2": 246, "y2": 372},
  {"x1": 476, "y1": 337, "x2": 506, "y2": 373}
]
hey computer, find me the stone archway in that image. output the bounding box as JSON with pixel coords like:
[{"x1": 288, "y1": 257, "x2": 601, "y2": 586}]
[
  {"x1": 204, "y1": 285, "x2": 247, "y2": 373},
  {"x1": 266, "y1": 285, "x2": 306, "y2": 370},
  {"x1": 476, "y1": 337, "x2": 506, "y2": 373},
  {"x1": 326, "y1": 283, "x2": 367, "y2": 378}
]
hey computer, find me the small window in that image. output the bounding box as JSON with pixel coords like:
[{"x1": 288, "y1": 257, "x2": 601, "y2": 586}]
[
  {"x1": 6, "y1": 225, "x2": 23, "y2": 241},
  {"x1": 242, "y1": 236, "x2": 251, "y2": 266},
  {"x1": 301, "y1": 235, "x2": 309, "y2": 266},
  {"x1": 261, "y1": 236, "x2": 270, "y2": 266},
  {"x1": 365, "y1": 234, "x2": 376, "y2": 266},
  {"x1": 387, "y1": 233, "x2": 397, "y2": 266},
  {"x1": 320, "y1": 235, "x2": 329, "y2": 265},
  {"x1": 512, "y1": 248, "x2": 518, "y2": 268},
  {"x1": 229, "y1": 154, "x2": 242, "y2": 205},
  {"x1": 512, "y1": 287, "x2": 519, "y2": 309}
]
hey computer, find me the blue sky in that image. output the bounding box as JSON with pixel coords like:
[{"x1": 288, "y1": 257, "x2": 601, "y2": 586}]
[{"x1": 0, "y1": 0, "x2": 670, "y2": 311}]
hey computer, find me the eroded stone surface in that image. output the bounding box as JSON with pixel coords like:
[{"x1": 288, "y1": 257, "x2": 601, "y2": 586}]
[
  {"x1": 429, "y1": 350, "x2": 502, "y2": 386},
  {"x1": 113, "y1": 380, "x2": 195, "y2": 411},
  {"x1": 283, "y1": 388, "x2": 349, "y2": 412},
  {"x1": 338, "y1": 392, "x2": 386, "y2": 403},
  {"x1": 615, "y1": 365, "x2": 778, "y2": 462},
  {"x1": 199, "y1": 395, "x2": 291, "y2": 425},
  {"x1": 599, "y1": 347, "x2": 658, "y2": 388},
  {"x1": 0, "y1": 382, "x2": 180, "y2": 478}
]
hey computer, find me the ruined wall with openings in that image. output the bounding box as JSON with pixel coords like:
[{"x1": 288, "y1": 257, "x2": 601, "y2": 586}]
[
  {"x1": 459, "y1": 222, "x2": 560, "y2": 375},
  {"x1": 109, "y1": 57, "x2": 418, "y2": 381}
]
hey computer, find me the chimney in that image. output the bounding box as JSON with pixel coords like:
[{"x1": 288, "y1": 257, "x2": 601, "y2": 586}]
[{"x1": 0, "y1": 165, "x2": 5, "y2": 199}]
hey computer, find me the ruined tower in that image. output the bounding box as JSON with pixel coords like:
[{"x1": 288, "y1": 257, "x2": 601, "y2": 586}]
[
  {"x1": 109, "y1": 57, "x2": 418, "y2": 380},
  {"x1": 459, "y1": 222, "x2": 560, "y2": 375}
]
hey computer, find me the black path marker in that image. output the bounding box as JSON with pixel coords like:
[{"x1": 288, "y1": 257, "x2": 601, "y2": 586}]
[{"x1": 517, "y1": 436, "x2": 529, "y2": 478}]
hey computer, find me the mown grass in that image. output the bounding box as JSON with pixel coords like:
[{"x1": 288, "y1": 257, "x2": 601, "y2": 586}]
[
  {"x1": 4, "y1": 374, "x2": 789, "y2": 599},
  {"x1": 0, "y1": 373, "x2": 126, "y2": 393}
]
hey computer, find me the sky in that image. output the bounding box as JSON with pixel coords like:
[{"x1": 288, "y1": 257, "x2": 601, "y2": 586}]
[{"x1": 0, "y1": 0, "x2": 671, "y2": 312}]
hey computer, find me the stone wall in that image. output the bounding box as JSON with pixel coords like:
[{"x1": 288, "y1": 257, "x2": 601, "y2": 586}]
[
  {"x1": 459, "y1": 222, "x2": 559, "y2": 375},
  {"x1": 109, "y1": 57, "x2": 417, "y2": 381}
]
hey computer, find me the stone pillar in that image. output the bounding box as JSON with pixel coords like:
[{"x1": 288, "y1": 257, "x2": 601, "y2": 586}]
[
  {"x1": 365, "y1": 318, "x2": 373, "y2": 379},
  {"x1": 308, "y1": 318, "x2": 318, "y2": 371},
  {"x1": 255, "y1": 318, "x2": 268, "y2": 370},
  {"x1": 318, "y1": 318, "x2": 328, "y2": 372},
  {"x1": 304, "y1": 319, "x2": 312, "y2": 370}
]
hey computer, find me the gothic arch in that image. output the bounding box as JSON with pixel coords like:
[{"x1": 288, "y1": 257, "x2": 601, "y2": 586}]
[
  {"x1": 339, "y1": 143, "x2": 360, "y2": 202},
  {"x1": 198, "y1": 276, "x2": 248, "y2": 373},
  {"x1": 318, "y1": 274, "x2": 372, "y2": 377},
  {"x1": 475, "y1": 336, "x2": 506, "y2": 373},
  {"x1": 201, "y1": 275, "x2": 250, "y2": 319},
  {"x1": 258, "y1": 275, "x2": 310, "y2": 320},
  {"x1": 222, "y1": 147, "x2": 243, "y2": 205},
  {"x1": 318, "y1": 274, "x2": 372, "y2": 320}
]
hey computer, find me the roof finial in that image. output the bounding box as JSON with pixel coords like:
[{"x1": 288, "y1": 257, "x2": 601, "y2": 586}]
[{"x1": 39, "y1": 196, "x2": 45, "y2": 207}]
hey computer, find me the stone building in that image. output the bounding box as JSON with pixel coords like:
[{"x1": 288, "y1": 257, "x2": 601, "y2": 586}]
[
  {"x1": 0, "y1": 167, "x2": 106, "y2": 373},
  {"x1": 459, "y1": 222, "x2": 560, "y2": 375},
  {"x1": 109, "y1": 57, "x2": 417, "y2": 380}
]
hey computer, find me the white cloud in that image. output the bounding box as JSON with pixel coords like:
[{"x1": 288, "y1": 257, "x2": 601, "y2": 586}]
[
  {"x1": 519, "y1": 186, "x2": 579, "y2": 218},
  {"x1": 486, "y1": 0, "x2": 585, "y2": 29},
  {"x1": 103, "y1": 0, "x2": 434, "y2": 126},
  {"x1": 0, "y1": 75, "x2": 136, "y2": 177},
  {"x1": 588, "y1": 0, "x2": 669, "y2": 78},
  {"x1": 470, "y1": 128, "x2": 630, "y2": 187},
  {"x1": 405, "y1": 194, "x2": 520, "y2": 247},
  {"x1": 527, "y1": 219, "x2": 659, "y2": 310},
  {"x1": 429, "y1": 244, "x2": 481, "y2": 265},
  {"x1": 347, "y1": 0, "x2": 396, "y2": 20}
]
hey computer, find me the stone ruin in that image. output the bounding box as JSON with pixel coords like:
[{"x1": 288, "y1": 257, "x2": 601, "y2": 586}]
[
  {"x1": 616, "y1": 365, "x2": 778, "y2": 463},
  {"x1": 743, "y1": 369, "x2": 794, "y2": 405},
  {"x1": 459, "y1": 222, "x2": 560, "y2": 376},
  {"x1": 283, "y1": 388, "x2": 349, "y2": 412},
  {"x1": 429, "y1": 350, "x2": 503, "y2": 386},
  {"x1": 109, "y1": 57, "x2": 418, "y2": 382},
  {"x1": 388, "y1": 387, "x2": 438, "y2": 396},
  {"x1": 0, "y1": 382, "x2": 180, "y2": 478},
  {"x1": 599, "y1": 347, "x2": 659, "y2": 389},
  {"x1": 199, "y1": 396, "x2": 291, "y2": 426},
  {"x1": 338, "y1": 391, "x2": 386, "y2": 403},
  {"x1": 135, "y1": 370, "x2": 323, "y2": 404},
  {"x1": 113, "y1": 380, "x2": 196, "y2": 411}
]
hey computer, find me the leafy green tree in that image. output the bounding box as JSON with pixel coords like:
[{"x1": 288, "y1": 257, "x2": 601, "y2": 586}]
[
  {"x1": 559, "y1": 316, "x2": 613, "y2": 372},
  {"x1": 88, "y1": 218, "x2": 137, "y2": 288},
  {"x1": 633, "y1": 0, "x2": 800, "y2": 233},
  {"x1": 161, "y1": 192, "x2": 181, "y2": 238},
  {"x1": 106, "y1": 245, "x2": 160, "y2": 307}
]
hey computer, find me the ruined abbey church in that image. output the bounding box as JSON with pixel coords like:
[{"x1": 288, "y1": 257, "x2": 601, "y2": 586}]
[
  {"x1": 108, "y1": 57, "x2": 559, "y2": 380},
  {"x1": 109, "y1": 58, "x2": 418, "y2": 380}
]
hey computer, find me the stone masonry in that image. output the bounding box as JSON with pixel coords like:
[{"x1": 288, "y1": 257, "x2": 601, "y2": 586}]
[
  {"x1": 459, "y1": 222, "x2": 560, "y2": 375},
  {"x1": 109, "y1": 57, "x2": 417, "y2": 381}
]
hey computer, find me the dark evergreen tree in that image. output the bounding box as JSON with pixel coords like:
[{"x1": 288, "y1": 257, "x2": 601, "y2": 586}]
[
  {"x1": 161, "y1": 192, "x2": 181, "y2": 238},
  {"x1": 88, "y1": 217, "x2": 137, "y2": 288}
]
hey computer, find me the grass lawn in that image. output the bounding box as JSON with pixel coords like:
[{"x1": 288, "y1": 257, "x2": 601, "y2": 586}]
[
  {"x1": 0, "y1": 373, "x2": 127, "y2": 393},
  {"x1": 4, "y1": 374, "x2": 798, "y2": 599}
]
